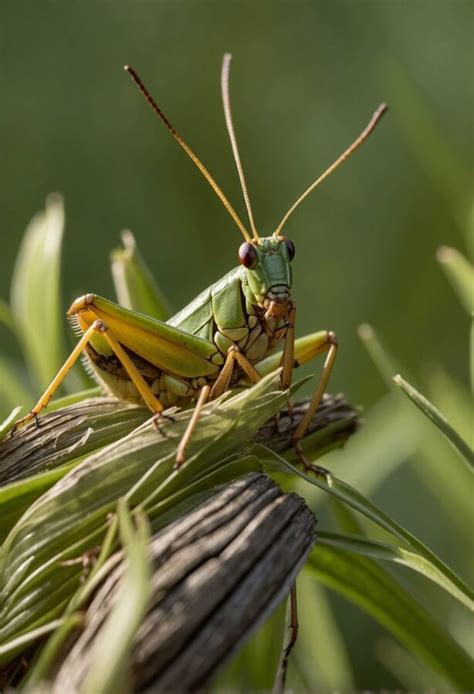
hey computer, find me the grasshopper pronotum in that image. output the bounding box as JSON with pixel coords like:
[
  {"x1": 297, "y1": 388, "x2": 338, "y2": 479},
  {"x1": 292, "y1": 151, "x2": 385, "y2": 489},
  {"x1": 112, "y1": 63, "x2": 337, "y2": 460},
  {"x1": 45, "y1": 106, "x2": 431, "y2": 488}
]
[{"x1": 13, "y1": 55, "x2": 386, "y2": 472}]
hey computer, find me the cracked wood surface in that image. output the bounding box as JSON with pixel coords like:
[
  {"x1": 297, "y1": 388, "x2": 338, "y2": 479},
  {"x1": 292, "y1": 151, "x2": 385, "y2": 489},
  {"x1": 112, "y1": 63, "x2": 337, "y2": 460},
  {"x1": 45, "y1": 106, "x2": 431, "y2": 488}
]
[
  {"x1": 52, "y1": 473, "x2": 315, "y2": 693},
  {"x1": 0, "y1": 393, "x2": 359, "y2": 485}
]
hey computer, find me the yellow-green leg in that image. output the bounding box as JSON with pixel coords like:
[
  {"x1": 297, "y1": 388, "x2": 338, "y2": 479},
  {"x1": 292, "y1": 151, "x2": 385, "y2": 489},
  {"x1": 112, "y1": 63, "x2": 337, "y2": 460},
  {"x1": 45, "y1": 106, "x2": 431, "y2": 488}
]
[
  {"x1": 12, "y1": 319, "x2": 164, "y2": 433},
  {"x1": 293, "y1": 332, "x2": 338, "y2": 476}
]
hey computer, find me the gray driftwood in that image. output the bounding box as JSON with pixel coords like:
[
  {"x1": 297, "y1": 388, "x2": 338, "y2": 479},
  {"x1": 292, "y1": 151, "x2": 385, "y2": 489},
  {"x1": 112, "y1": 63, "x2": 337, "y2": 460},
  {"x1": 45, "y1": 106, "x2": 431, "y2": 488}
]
[
  {"x1": 52, "y1": 473, "x2": 315, "y2": 693},
  {"x1": 0, "y1": 393, "x2": 359, "y2": 485}
]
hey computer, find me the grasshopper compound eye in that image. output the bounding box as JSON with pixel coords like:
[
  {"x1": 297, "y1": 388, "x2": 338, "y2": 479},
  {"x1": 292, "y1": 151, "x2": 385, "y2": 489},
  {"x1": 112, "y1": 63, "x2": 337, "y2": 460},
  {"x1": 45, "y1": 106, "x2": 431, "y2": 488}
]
[
  {"x1": 283, "y1": 238, "x2": 296, "y2": 261},
  {"x1": 238, "y1": 241, "x2": 258, "y2": 269}
]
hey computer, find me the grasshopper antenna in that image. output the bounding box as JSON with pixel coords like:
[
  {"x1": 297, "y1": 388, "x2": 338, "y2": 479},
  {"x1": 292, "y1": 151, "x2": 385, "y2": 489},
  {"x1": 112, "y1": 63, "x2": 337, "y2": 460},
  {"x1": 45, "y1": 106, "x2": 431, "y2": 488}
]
[
  {"x1": 124, "y1": 65, "x2": 252, "y2": 242},
  {"x1": 221, "y1": 54, "x2": 259, "y2": 241},
  {"x1": 274, "y1": 103, "x2": 388, "y2": 237}
]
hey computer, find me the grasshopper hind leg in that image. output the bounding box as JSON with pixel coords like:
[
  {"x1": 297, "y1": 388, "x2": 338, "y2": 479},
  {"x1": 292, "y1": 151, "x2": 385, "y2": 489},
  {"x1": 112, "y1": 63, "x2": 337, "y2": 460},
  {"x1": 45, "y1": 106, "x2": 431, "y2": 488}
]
[
  {"x1": 284, "y1": 329, "x2": 339, "y2": 480},
  {"x1": 11, "y1": 318, "x2": 164, "y2": 434}
]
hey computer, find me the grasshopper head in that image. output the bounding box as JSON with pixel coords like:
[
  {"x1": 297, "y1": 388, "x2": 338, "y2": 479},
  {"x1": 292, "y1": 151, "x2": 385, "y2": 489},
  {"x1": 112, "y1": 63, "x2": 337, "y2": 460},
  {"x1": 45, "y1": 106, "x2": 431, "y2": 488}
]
[{"x1": 239, "y1": 236, "x2": 295, "y2": 318}]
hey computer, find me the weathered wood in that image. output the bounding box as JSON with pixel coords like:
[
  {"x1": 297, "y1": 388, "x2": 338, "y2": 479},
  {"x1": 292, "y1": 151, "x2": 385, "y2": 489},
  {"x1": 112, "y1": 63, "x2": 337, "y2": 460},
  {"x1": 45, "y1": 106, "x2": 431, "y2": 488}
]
[
  {"x1": 52, "y1": 473, "x2": 316, "y2": 693},
  {"x1": 0, "y1": 393, "x2": 359, "y2": 485}
]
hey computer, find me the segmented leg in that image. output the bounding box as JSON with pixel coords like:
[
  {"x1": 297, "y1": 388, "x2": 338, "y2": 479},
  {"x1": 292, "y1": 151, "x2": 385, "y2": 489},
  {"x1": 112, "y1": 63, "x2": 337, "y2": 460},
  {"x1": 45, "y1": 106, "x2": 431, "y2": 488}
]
[
  {"x1": 12, "y1": 319, "x2": 163, "y2": 432},
  {"x1": 175, "y1": 347, "x2": 261, "y2": 467},
  {"x1": 273, "y1": 583, "x2": 299, "y2": 694},
  {"x1": 210, "y1": 345, "x2": 261, "y2": 399},
  {"x1": 175, "y1": 385, "x2": 211, "y2": 468},
  {"x1": 293, "y1": 332, "x2": 338, "y2": 477},
  {"x1": 280, "y1": 301, "x2": 296, "y2": 389}
]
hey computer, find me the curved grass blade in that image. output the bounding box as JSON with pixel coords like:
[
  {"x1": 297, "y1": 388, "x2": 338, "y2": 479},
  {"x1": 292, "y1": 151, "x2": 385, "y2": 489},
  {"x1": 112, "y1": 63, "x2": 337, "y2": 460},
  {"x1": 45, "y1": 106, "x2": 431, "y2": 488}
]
[
  {"x1": 10, "y1": 194, "x2": 66, "y2": 391},
  {"x1": 0, "y1": 407, "x2": 23, "y2": 441},
  {"x1": 394, "y1": 374, "x2": 473, "y2": 470},
  {"x1": 307, "y1": 546, "x2": 473, "y2": 690},
  {"x1": 111, "y1": 230, "x2": 172, "y2": 320},
  {"x1": 0, "y1": 356, "x2": 32, "y2": 421},
  {"x1": 318, "y1": 530, "x2": 473, "y2": 608},
  {"x1": 436, "y1": 246, "x2": 473, "y2": 314},
  {"x1": 0, "y1": 299, "x2": 15, "y2": 333},
  {"x1": 80, "y1": 502, "x2": 151, "y2": 694},
  {"x1": 0, "y1": 618, "x2": 65, "y2": 663},
  {"x1": 257, "y1": 445, "x2": 473, "y2": 610}
]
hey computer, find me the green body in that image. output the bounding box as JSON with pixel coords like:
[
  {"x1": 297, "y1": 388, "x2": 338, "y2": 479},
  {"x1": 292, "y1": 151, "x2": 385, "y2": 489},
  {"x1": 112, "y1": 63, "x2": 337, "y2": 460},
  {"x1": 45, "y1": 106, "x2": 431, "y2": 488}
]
[{"x1": 75, "y1": 237, "x2": 293, "y2": 408}]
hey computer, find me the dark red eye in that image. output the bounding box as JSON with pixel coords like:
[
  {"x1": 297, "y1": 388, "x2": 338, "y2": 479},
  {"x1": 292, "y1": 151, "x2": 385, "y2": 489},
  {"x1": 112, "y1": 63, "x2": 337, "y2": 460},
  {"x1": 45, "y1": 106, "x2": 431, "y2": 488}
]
[
  {"x1": 284, "y1": 238, "x2": 296, "y2": 261},
  {"x1": 238, "y1": 242, "x2": 257, "y2": 269}
]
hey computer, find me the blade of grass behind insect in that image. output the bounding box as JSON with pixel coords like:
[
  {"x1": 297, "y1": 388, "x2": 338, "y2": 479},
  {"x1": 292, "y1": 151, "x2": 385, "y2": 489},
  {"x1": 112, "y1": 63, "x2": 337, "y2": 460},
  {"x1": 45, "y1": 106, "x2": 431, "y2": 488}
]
[
  {"x1": 307, "y1": 545, "x2": 473, "y2": 690},
  {"x1": 0, "y1": 407, "x2": 23, "y2": 441},
  {"x1": 394, "y1": 374, "x2": 473, "y2": 470},
  {"x1": 0, "y1": 356, "x2": 32, "y2": 420},
  {"x1": 110, "y1": 230, "x2": 172, "y2": 320},
  {"x1": 376, "y1": 637, "x2": 453, "y2": 692},
  {"x1": 436, "y1": 246, "x2": 473, "y2": 314},
  {"x1": 10, "y1": 194, "x2": 67, "y2": 391},
  {"x1": 471, "y1": 313, "x2": 474, "y2": 396},
  {"x1": 80, "y1": 502, "x2": 151, "y2": 694},
  {"x1": 312, "y1": 391, "x2": 421, "y2": 497},
  {"x1": 257, "y1": 445, "x2": 473, "y2": 609},
  {"x1": 317, "y1": 530, "x2": 471, "y2": 603},
  {"x1": 386, "y1": 60, "x2": 470, "y2": 237},
  {"x1": 0, "y1": 298, "x2": 15, "y2": 333},
  {"x1": 292, "y1": 570, "x2": 354, "y2": 691},
  {"x1": 359, "y1": 324, "x2": 473, "y2": 534},
  {"x1": 211, "y1": 601, "x2": 287, "y2": 692},
  {"x1": 428, "y1": 367, "x2": 473, "y2": 445}
]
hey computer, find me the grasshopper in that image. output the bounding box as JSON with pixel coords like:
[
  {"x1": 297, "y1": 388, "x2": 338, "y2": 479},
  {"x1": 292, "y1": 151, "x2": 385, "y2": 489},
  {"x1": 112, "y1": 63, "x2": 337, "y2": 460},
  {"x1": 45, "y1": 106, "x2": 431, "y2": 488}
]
[{"x1": 13, "y1": 55, "x2": 386, "y2": 470}]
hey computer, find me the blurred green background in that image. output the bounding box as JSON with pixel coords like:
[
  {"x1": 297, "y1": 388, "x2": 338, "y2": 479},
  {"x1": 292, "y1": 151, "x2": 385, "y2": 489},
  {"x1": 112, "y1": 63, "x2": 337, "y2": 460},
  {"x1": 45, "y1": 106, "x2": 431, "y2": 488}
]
[{"x1": 1, "y1": 1, "x2": 472, "y2": 690}]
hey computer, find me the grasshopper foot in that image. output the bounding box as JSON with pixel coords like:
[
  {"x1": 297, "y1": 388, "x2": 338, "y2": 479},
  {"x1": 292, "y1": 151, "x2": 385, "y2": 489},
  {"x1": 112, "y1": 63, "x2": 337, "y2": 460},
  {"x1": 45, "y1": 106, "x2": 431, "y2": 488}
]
[
  {"x1": 151, "y1": 411, "x2": 175, "y2": 438},
  {"x1": 10, "y1": 411, "x2": 38, "y2": 436},
  {"x1": 293, "y1": 440, "x2": 331, "y2": 481}
]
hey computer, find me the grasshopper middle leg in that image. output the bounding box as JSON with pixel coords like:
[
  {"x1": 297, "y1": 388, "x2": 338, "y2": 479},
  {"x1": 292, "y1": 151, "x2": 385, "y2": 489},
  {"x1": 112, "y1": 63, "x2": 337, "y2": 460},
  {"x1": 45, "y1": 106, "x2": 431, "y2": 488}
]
[{"x1": 174, "y1": 346, "x2": 261, "y2": 468}]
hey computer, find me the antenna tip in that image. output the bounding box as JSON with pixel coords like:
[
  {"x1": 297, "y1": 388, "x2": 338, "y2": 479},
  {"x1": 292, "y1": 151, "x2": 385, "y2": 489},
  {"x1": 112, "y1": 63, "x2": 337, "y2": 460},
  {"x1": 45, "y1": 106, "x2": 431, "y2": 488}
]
[
  {"x1": 378, "y1": 103, "x2": 389, "y2": 116},
  {"x1": 124, "y1": 65, "x2": 130, "y2": 71}
]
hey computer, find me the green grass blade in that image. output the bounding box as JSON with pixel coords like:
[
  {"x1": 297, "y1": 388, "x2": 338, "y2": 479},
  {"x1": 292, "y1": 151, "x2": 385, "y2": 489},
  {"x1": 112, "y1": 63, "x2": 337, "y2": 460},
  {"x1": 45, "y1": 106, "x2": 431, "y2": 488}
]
[
  {"x1": 358, "y1": 323, "x2": 405, "y2": 388},
  {"x1": 437, "y1": 246, "x2": 473, "y2": 314},
  {"x1": 81, "y1": 501, "x2": 151, "y2": 694},
  {"x1": 318, "y1": 530, "x2": 473, "y2": 609},
  {"x1": 110, "y1": 230, "x2": 172, "y2": 320},
  {"x1": 211, "y1": 601, "x2": 287, "y2": 692},
  {"x1": 471, "y1": 313, "x2": 474, "y2": 396},
  {"x1": 0, "y1": 407, "x2": 23, "y2": 441},
  {"x1": 377, "y1": 637, "x2": 452, "y2": 692},
  {"x1": 0, "y1": 298, "x2": 15, "y2": 333},
  {"x1": 293, "y1": 571, "x2": 354, "y2": 691},
  {"x1": 358, "y1": 325, "x2": 473, "y2": 536},
  {"x1": 10, "y1": 194, "x2": 66, "y2": 391},
  {"x1": 307, "y1": 546, "x2": 473, "y2": 690},
  {"x1": 394, "y1": 374, "x2": 473, "y2": 469},
  {"x1": 0, "y1": 356, "x2": 33, "y2": 420},
  {"x1": 22, "y1": 612, "x2": 84, "y2": 689},
  {"x1": 258, "y1": 446, "x2": 473, "y2": 609},
  {"x1": 0, "y1": 466, "x2": 77, "y2": 543},
  {"x1": 0, "y1": 618, "x2": 65, "y2": 663}
]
